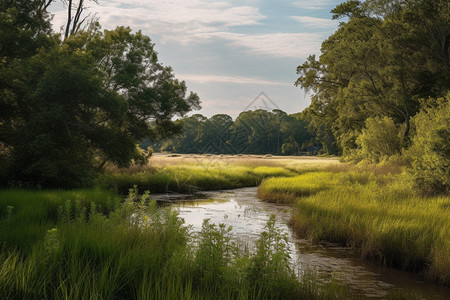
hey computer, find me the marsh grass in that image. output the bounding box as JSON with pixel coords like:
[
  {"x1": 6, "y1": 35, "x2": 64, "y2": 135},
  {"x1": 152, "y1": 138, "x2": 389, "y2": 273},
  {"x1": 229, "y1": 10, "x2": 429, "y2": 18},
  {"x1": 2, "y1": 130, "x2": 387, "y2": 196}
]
[
  {"x1": 99, "y1": 158, "x2": 302, "y2": 194},
  {"x1": 258, "y1": 172, "x2": 337, "y2": 203},
  {"x1": 258, "y1": 171, "x2": 450, "y2": 284},
  {"x1": 0, "y1": 188, "x2": 347, "y2": 299},
  {"x1": 0, "y1": 189, "x2": 120, "y2": 253}
]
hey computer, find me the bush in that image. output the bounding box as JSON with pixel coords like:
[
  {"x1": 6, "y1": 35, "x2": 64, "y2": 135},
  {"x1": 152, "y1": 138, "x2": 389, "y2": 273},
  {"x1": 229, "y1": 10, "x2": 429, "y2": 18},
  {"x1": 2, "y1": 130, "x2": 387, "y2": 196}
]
[
  {"x1": 349, "y1": 116, "x2": 404, "y2": 163},
  {"x1": 406, "y1": 94, "x2": 450, "y2": 194}
]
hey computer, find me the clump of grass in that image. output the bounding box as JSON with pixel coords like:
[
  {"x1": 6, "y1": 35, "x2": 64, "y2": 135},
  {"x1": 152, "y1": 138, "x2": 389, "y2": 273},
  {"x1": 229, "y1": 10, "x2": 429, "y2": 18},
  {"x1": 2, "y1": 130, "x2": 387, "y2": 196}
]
[
  {"x1": 257, "y1": 172, "x2": 336, "y2": 203},
  {"x1": 259, "y1": 171, "x2": 450, "y2": 284}
]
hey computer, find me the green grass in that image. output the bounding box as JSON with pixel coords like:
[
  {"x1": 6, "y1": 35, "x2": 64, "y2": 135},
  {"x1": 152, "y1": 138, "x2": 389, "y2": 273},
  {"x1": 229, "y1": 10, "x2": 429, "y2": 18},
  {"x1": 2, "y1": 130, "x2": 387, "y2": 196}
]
[
  {"x1": 257, "y1": 172, "x2": 337, "y2": 203},
  {"x1": 0, "y1": 189, "x2": 120, "y2": 253},
  {"x1": 98, "y1": 163, "x2": 297, "y2": 194},
  {"x1": 4, "y1": 155, "x2": 447, "y2": 296},
  {"x1": 0, "y1": 188, "x2": 345, "y2": 299},
  {"x1": 258, "y1": 171, "x2": 450, "y2": 284}
]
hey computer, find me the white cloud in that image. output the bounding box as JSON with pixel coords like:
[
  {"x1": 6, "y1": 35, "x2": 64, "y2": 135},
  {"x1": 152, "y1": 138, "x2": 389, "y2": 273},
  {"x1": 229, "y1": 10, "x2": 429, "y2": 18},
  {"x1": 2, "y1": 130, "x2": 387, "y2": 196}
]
[
  {"x1": 160, "y1": 30, "x2": 323, "y2": 59},
  {"x1": 177, "y1": 74, "x2": 291, "y2": 86},
  {"x1": 50, "y1": 1, "x2": 327, "y2": 59},
  {"x1": 293, "y1": 0, "x2": 335, "y2": 10},
  {"x1": 210, "y1": 32, "x2": 324, "y2": 59},
  {"x1": 51, "y1": 0, "x2": 265, "y2": 37},
  {"x1": 291, "y1": 16, "x2": 338, "y2": 29}
]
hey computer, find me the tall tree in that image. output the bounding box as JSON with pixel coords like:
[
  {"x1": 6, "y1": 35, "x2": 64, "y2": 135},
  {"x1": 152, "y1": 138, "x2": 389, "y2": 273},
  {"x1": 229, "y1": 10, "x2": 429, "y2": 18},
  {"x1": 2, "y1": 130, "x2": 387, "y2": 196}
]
[
  {"x1": 0, "y1": 2, "x2": 199, "y2": 187},
  {"x1": 296, "y1": 0, "x2": 449, "y2": 155}
]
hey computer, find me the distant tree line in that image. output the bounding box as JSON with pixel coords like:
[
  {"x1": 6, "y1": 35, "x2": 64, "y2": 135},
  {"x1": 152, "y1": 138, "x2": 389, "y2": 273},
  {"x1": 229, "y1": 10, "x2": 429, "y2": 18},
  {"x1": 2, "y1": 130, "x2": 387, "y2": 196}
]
[{"x1": 147, "y1": 109, "x2": 319, "y2": 156}]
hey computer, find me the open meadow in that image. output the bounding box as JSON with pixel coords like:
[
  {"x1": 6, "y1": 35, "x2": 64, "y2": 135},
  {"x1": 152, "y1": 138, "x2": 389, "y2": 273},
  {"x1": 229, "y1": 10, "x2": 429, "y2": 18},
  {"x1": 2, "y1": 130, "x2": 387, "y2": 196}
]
[
  {"x1": 1, "y1": 154, "x2": 449, "y2": 298},
  {"x1": 98, "y1": 154, "x2": 340, "y2": 194},
  {"x1": 0, "y1": 155, "x2": 343, "y2": 299}
]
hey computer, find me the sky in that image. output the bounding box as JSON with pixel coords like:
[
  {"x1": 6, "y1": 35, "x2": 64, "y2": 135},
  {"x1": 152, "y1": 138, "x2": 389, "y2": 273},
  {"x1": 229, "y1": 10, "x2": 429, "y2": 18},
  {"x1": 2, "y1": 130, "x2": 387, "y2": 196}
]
[{"x1": 50, "y1": 0, "x2": 343, "y2": 119}]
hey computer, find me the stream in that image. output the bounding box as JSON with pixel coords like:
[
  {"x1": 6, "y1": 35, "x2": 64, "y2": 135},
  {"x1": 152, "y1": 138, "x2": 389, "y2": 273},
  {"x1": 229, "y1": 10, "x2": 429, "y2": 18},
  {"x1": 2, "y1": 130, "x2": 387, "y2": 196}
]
[{"x1": 153, "y1": 187, "x2": 449, "y2": 299}]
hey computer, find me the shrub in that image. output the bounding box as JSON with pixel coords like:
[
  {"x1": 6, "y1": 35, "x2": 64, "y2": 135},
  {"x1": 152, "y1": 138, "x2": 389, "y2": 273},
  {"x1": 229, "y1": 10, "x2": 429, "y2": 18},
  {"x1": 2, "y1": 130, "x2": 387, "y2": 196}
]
[
  {"x1": 406, "y1": 94, "x2": 450, "y2": 194},
  {"x1": 348, "y1": 116, "x2": 404, "y2": 163}
]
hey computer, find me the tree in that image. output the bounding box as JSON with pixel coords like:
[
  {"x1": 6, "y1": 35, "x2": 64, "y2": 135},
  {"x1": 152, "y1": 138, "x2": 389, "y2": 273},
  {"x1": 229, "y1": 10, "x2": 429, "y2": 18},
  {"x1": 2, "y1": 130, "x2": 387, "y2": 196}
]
[
  {"x1": 62, "y1": 0, "x2": 98, "y2": 39},
  {"x1": 204, "y1": 114, "x2": 233, "y2": 153},
  {"x1": 0, "y1": 2, "x2": 199, "y2": 188},
  {"x1": 296, "y1": 0, "x2": 449, "y2": 155},
  {"x1": 172, "y1": 114, "x2": 207, "y2": 153},
  {"x1": 281, "y1": 137, "x2": 300, "y2": 155}
]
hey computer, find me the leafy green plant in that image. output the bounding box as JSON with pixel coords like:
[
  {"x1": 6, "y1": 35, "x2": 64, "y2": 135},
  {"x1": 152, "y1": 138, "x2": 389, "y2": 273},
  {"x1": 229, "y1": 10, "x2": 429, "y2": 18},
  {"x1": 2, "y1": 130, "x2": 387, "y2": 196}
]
[
  {"x1": 346, "y1": 116, "x2": 404, "y2": 163},
  {"x1": 194, "y1": 219, "x2": 236, "y2": 286},
  {"x1": 406, "y1": 94, "x2": 450, "y2": 194}
]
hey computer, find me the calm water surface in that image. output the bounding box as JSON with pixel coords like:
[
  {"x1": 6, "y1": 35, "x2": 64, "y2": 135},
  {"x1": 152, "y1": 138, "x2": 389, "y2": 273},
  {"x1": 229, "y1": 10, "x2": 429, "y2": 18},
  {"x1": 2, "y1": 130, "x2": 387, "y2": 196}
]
[{"x1": 153, "y1": 187, "x2": 449, "y2": 299}]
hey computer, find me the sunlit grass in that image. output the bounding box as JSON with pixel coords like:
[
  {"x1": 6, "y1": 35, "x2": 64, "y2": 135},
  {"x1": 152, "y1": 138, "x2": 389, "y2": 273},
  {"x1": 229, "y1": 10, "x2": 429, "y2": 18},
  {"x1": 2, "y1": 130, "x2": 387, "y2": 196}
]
[
  {"x1": 0, "y1": 188, "x2": 341, "y2": 299},
  {"x1": 257, "y1": 172, "x2": 337, "y2": 203},
  {"x1": 98, "y1": 155, "x2": 326, "y2": 194},
  {"x1": 258, "y1": 171, "x2": 450, "y2": 284}
]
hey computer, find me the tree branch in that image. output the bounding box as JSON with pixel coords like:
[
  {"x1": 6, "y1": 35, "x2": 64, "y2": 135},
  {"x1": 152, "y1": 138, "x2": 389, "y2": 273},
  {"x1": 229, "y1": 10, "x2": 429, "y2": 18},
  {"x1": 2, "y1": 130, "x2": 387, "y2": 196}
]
[{"x1": 65, "y1": 0, "x2": 73, "y2": 39}]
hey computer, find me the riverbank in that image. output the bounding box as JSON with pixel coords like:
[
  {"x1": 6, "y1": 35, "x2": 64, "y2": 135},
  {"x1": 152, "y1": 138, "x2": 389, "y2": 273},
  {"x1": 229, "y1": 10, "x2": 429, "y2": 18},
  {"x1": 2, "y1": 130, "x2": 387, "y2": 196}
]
[
  {"x1": 98, "y1": 154, "x2": 338, "y2": 194},
  {"x1": 0, "y1": 156, "x2": 342, "y2": 299},
  {"x1": 0, "y1": 188, "x2": 340, "y2": 299},
  {"x1": 2, "y1": 155, "x2": 448, "y2": 297},
  {"x1": 258, "y1": 166, "x2": 450, "y2": 285}
]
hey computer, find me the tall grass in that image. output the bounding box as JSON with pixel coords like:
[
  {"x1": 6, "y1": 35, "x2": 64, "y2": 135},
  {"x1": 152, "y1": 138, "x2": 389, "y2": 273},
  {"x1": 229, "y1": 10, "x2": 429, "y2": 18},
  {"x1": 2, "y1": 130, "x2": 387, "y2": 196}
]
[
  {"x1": 0, "y1": 188, "x2": 343, "y2": 299},
  {"x1": 99, "y1": 163, "x2": 297, "y2": 194},
  {"x1": 258, "y1": 171, "x2": 450, "y2": 284},
  {"x1": 0, "y1": 189, "x2": 120, "y2": 253}
]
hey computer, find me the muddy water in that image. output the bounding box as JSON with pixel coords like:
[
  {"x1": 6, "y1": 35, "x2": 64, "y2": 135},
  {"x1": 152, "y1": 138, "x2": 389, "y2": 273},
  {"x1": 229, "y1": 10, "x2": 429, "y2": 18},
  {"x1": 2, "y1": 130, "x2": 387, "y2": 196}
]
[{"x1": 153, "y1": 187, "x2": 449, "y2": 299}]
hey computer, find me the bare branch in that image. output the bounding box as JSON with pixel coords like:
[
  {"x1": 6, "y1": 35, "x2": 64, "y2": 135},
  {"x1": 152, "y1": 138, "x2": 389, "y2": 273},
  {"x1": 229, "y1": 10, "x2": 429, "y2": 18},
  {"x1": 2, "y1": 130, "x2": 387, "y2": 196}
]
[
  {"x1": 65, "y1": 0, "x2": 73, "y2": 39},
  {"x1": 70, "y1": 0, "x2": 84, "y2": 36},
  {"x1": 44, "y1": 0, "x2": 54, "y2": 10}
]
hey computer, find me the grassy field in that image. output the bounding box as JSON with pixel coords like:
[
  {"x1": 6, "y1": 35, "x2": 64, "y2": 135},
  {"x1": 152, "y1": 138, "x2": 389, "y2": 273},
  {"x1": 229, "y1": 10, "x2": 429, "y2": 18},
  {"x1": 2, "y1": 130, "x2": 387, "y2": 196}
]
[
  {"x1": 98, "y1": 154, "x2": 339, "y2": 194},
  {"x1": 0, "y1": 187, "x2": 343, "y2": 299},
  {"x1": 2, "y1": 154, "x2": 448, "y2": 297},
  {"x1": 258, "y1": 165, "x2": 450, "y2": 285}
]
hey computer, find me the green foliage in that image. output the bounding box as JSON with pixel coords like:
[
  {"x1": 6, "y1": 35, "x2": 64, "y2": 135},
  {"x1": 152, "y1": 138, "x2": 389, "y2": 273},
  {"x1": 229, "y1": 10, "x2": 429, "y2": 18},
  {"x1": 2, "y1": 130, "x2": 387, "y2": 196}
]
[
  {"x1": 99, "y1": 163, "x2": 296, "y2": 194},
  {"x1": 406, "y1": 94, "x2": 450, "y2": 194},
  {"x1": 194, "y1": 220, "x2": 236, "y2": 286},
  {"x1": 0, "y1": 3, "x2": 199, "y2": 188},
  {"x1": 248, "y1": 215, "x2": 294, "y2": 291},
  {"x1": 281, "y1": 137, "x2": 300, "y2": 155},
  {"x1": 154, "y1": 109, "x2": 313, "y2": 155},
  {"x1": 346, "y1": 116, "x2": 404, "y2": 163},
  {"x1": 331, "y1": 0, "x2": 363, "y2": 19},
  {"x1": 258, "y1": 172, "x2": 335, "y2": 203},
  {"x1": 296, "y1": 0, "x2": 449, "y2": 155},
  {"x1": 0, "y1": 189, "x2": 120, "y2": 252},
  {"x1": 0, "y1": 188, "x2": 332, "y2": 299}
]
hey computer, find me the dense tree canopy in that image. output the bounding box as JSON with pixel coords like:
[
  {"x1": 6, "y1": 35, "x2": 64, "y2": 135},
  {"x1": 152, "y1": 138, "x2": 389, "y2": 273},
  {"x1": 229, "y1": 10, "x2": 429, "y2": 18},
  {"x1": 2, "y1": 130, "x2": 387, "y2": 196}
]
[
  {"x1": 0, "y1": 0, "x2": 199, "y2": 187},
  {"x1": 296, "y1": 0, "x2": 449, "y2": 156},
  {"x1": 151, "y1": 109, "x2": 315, "y2": 156}
]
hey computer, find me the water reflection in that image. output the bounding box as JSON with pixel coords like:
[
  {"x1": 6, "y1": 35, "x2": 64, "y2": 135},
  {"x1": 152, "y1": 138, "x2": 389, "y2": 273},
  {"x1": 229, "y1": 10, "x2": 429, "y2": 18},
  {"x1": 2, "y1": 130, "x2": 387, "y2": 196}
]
[{"x1": 152, "y1": 187, "x2": 449, "y2": 299}]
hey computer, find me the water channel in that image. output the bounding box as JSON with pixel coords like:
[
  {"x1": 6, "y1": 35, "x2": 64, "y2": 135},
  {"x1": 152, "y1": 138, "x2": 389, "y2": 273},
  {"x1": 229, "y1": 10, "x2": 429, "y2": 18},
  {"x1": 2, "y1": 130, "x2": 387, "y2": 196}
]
[{"x1": 153, "y1": 187, "x2": 449, "y2": 299}]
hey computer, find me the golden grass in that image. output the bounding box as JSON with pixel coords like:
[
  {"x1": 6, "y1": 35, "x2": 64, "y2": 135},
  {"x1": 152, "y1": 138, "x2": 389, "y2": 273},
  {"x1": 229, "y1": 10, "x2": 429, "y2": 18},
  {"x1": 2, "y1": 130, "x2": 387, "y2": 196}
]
[
  {"x1": 148, "y1": 153, "x2": 340, "y2": 169},
  {"x1": 100, "y1": 154, "x2": 339, "y2": 194},
  {"x1": 258, "y1": 171, "x2": 450, "y2": 284}
]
